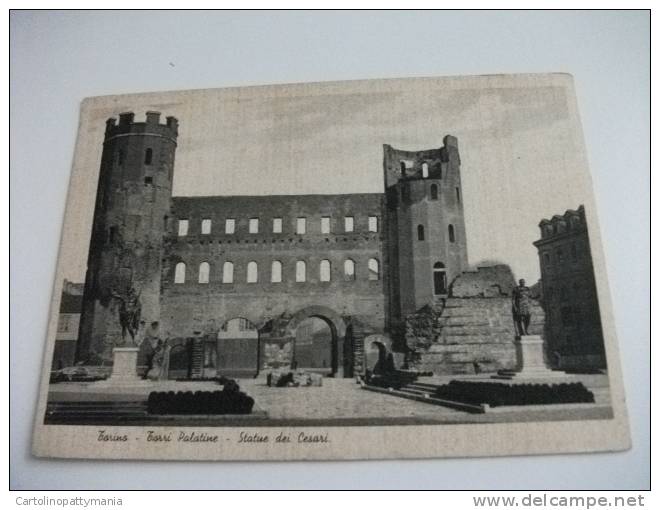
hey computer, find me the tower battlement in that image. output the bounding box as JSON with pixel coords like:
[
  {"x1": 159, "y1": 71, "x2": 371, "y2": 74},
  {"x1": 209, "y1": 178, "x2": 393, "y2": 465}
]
[{"x1": 104, "y1": 111, "x2": 179, "y2": 140}]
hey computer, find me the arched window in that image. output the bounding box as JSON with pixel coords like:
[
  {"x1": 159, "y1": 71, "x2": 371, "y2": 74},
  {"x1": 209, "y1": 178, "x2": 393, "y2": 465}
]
[
  {"x1": 368, "y1": 258, "x2": 380, "y2": 281},
  {"x1": 198, "y1": 262, "x2": 210, "y2": 284},
  {"x1": 320, "y1": 260, "x2": 331, "y2": 282},
  {"x1": 422, "y1": 162, "x2": 429, "y2": 178},
  {"x1": 222, "y1": 262, "x2": 234, "y2": 284},
  {"x1": 433, "y1": 262, "x2": 447, "y2": 295},
  {"x1": 174, "y1": 262, "x2": 186, "y2": 284},
  {"x1": 296, "y1": 261, "x2": 306, "y2": 282},
  {"x1": 417, "y1": 224, "x2": 425, "y2": 241},
  {"x1": 247, "y1": 261, "x2": 258, "y2": 283},
  {"x1": 144, "y1": 148, "x2": 153, "y2": 165},
  {"x1": 271, "y1": 260, "x2": 282, "y2": 283},
  {"x1": 344, "y1": 259, "x2": 356, "y2": 280},
  {"x1": 430, "y1": 184, "x2": 438, "y2": 200},
  {"x1": 448, "y1": 224, "x2": 456, "y2": 243}
]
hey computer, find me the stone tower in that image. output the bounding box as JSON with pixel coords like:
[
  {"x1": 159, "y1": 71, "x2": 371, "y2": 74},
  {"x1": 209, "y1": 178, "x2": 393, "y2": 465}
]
[
  {"x1": 383, "y1": 135, "x2": 469, "y2": 332},
  {"x1": 76, "y1": 111, "x2": 178, "y2": 363}
]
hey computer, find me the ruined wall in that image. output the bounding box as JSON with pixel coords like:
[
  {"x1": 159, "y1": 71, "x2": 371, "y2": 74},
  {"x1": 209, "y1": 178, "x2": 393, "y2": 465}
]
[{"x1": 405, "y1": 266, "x2": 545, "y2": 374}]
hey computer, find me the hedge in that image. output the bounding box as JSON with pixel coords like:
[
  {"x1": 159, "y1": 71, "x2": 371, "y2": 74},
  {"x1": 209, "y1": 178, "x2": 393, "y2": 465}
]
[
  {"x1": 147, "y1": 380, "x2": 254, "y2": 414},
  {"x1": 434, "y1": 380, "x2": 595, "y2": 407}
]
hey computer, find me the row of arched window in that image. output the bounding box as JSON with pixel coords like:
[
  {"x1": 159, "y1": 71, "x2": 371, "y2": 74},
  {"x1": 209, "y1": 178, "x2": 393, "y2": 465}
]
[
  {"x1": 417, "y1": 224, "x2": 457, "y2": 243},
  {"x1": 173, "y1": 258, "x2": 381, "y2": 284}
]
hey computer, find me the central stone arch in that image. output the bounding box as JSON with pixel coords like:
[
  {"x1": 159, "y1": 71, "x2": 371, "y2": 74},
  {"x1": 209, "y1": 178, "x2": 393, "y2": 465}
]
[{"x1": 284, "y1": 306, "x2": 349, "y2": 377}]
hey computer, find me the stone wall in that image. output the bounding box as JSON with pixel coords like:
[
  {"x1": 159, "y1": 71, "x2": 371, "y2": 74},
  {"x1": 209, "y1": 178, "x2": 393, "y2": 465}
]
[{"x1": 404, "y1": 266, "x2": 546, "y2": 374}]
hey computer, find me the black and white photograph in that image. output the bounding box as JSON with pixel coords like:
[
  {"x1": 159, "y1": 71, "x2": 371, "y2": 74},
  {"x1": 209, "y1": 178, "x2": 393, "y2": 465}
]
[{"x1": 30, "y1": 73, "x2": 630, "y2": 461}]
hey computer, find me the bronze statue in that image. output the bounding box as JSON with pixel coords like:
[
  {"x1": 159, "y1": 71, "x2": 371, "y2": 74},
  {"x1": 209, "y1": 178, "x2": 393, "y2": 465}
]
[
  {"x1": 111, "y1": 286, "x2": 141, "y2": 345},
  {"x1": 512, "y1": 278, "x2": 532, "y2": 336}
]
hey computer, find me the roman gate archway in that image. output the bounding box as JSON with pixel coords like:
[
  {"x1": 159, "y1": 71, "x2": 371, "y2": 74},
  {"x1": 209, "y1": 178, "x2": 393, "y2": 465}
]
[{"x1": 284, "y1": 306, "x2": 349, "y2": 378}]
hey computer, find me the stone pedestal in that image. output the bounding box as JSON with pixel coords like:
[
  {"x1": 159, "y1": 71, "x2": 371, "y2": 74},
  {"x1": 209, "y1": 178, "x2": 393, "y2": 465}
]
[
  {"x1": 94, "y1": 347, "x2": 151, "y2": 387},
  {"x1": 494, "y1": 335, "x2": 564, "y2": 380},
  {"x1": 108, "y1": 347, "x2": 141, "y2": 382}
]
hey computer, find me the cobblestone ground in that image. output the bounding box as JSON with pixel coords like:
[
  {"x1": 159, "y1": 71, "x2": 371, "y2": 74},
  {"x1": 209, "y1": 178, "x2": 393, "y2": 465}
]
[{"x1": 240, "y1": 378, "x2": 460, "y2": 421}]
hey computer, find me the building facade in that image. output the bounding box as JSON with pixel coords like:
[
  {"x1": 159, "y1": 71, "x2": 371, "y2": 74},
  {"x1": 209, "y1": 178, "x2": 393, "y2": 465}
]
[
  {"x1": 533, "y1": 206, "x2": 606, "y2": 369},
  {"x1": 74, "y1": 111, "x2": 525, "y2": 378},
  {"x1": 53, "y1": 280, "x2": 84, "y2": 370}
]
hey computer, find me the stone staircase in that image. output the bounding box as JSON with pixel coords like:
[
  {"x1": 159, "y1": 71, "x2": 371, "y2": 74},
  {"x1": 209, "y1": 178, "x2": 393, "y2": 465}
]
[
  {"x1": 410, "y1": 297, "x2": 544, "y2": 374},
  {"x1": 362, "y1": 379, "x2": 486, "y2": 413},
  {"x1": 45, "y1": 400, "x2": 148, "y2": 424}
]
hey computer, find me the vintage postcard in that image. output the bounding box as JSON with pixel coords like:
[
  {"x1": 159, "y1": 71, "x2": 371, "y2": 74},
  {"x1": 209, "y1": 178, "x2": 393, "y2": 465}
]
[{"x1": 32, "y1": 74, "x2": 630, "y2": 460}]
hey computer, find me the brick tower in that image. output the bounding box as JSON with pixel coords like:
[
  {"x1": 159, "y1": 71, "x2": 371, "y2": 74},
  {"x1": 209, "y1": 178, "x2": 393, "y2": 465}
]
[
  {"x1": 76, "y1": 112, "x2": 178, "y2": 363},
  {"x1": 383, "y1": 135, "x2": 469, "y2": 333}
]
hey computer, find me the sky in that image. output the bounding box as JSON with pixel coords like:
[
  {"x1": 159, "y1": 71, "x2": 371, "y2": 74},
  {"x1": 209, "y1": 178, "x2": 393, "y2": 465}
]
[{"x1": 60, "y1": 74, "x2": 595, "y2": 284}]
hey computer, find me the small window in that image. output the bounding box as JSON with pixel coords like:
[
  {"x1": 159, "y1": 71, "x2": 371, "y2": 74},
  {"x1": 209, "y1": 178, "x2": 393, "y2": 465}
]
[
  {"x1": 201, "y1": 219, "x2": 212, "y2": 235},
  {"x1": 144, "y1": 176, "x2": 153, "y2": 185},
  {"x1": 422, "y1": 162, "x2": 429, "y2": 178},
  {"x1": 296, "y1": 261, "x2": 306, "y2": 282},
  {"x1": 198, "y1": 262, "x2": 210, "y2": 284},
  {"x1": 247, "y1": 261, "x2": 258, "y2": 283},
  {"x1": 225, "y1": 219, "x2": 235, "y2": 234},
  {"x1": 417, "y1": 225, "x2": 425, "y2": 241},
  {"x1": 368, "y1": 216, "x2": 378, "y2": 233},
  {"x1": 273, "y1": 218, "x2": 282, "y2": 233},
  {"x1": 321, "y1": 217, "x2": 331, "y2": 234},
  {"x1": 344, "y1": 259, "x2": 356, "y2": 280},
  {"x1": 344, "y1": 216, "x2": 354, "y2": 232},
  {"x1": 544, "y1": 252, "x2": 551, "y2": 268},
  {"x1": 174, "y1": 262, "x2": 186, "y2": 284},
  {"x1": 320, "y1": 260, "x2": 331, "y2": 282},
  {"x1": 271, "y1": 261, "x2": 282, "y2": 283},
  {"x1": 571, "y1": 242, "x2": 578, "y2": 262},
  {"x1": 456, "y1": 187, "x2": 460, "y2": 203},
  {"x1": 144, "y1": 148, "x2": 153, "y2": 165},
  {"x1": 178, "y1": 219, "x2": 189, "y2": 236},
  {"x1": 448, "y1": 224, "x2": 455, "y2": 243},
  {"x1": 296, "y1": 218, "x2": 306, "y2": 235},
  {"x1": 556, "y1": 248, "x2": 564, "y2": 264},
  {"x1": 222, "y1": 262, "x2": 234, "y2": 284},
  {"x1": 368, "y1": 258, "x2": 380, "y2": 281},
  {"x1": 249, "y1": 218, "x2": 259, "y2": 234},
  {"x1": 117, "y1": 150, "x2": 125, "y2": 166},
  {"x1": 430, "y1": 184, "x2": 438, "y2": 200}
]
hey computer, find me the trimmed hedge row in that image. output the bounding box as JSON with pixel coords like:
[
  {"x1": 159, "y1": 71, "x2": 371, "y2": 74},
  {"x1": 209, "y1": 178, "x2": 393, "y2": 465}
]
[
  {"x1": 147, "y1": 382, "x2": 254, "y2": 415},
  {"x1": 435, "y1": 380, "x2": 595, "y2": 407}
]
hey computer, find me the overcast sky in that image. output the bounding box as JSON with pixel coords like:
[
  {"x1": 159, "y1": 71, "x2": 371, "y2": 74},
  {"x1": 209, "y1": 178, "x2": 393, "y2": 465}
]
[{"x1": 61, "y1": 74, "x2": 595, "y2": 284}]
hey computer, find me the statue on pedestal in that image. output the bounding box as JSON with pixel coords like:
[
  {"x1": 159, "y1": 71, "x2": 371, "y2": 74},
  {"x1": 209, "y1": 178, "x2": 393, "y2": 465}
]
[
  {"x1": 512, "y1": 278, "x2": 532, "y2": 336},
  {"x1": 111, "y1": 286, "x2": 141, "y2": 345}
]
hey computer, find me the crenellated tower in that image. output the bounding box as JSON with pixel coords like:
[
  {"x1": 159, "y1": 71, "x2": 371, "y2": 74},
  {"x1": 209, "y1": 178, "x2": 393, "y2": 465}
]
[
  {"x1": 383, "y1": 135, "x2": 469, "y2": 334},
  {"x1": 76, "y1": 111, "x2": 179, "y2": 362}
]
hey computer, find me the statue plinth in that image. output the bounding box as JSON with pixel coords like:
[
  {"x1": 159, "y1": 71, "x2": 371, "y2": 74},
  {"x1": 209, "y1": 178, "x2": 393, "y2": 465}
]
[
  {"x1": 108, "y1": 347, "x2": 141, "y2": 381},
  {"x1": 494, "y1": 335, "x2": 564, "y2": 380},
  {"x1": 94, "y1": 347, "x2": 151, "y2": 387}
]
